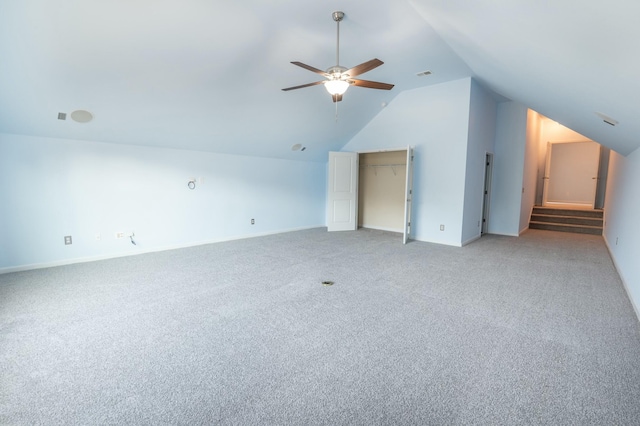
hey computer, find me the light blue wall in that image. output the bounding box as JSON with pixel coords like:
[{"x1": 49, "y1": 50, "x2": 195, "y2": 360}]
[
  {"x1": 0, "y1": 133, "x2": 326, "y2": 271},
  {"x1": 341, "y1": 78, "x2": 472, "y2": 246},
  {"x1": 604, "y1": 147, "x2": 640, "y2": 318},
  {"x1": 520, "y1": 110, "x2": 540, "y2": 233},
  {"x1": 488, "y1": 101, "x2": 528, "y2": 236},
  {"x1": 462, "y1": 80, "x2": 497, "y2": 244}
]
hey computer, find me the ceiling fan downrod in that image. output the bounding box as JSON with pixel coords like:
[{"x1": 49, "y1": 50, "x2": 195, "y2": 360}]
[{"x1": 333, "y1": 11, "x2": 344, "y2": 67}]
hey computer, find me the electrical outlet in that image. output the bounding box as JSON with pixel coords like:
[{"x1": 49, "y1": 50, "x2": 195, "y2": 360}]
[
  {"x1": 64, "y1": 235, "x2": 72, "y2": 245},
  {"x1": 116, "y1": 232, "x2": 125, "y2": 239},
  {"x1": 251, "y1": 219, "x2": 255, "y2": 225},
  {"x1": 440, "y1": 224, "x2": 445, "y2": 231},
  {"x1": 95, "y1": 234, "x2": 101, "y2": 241}
]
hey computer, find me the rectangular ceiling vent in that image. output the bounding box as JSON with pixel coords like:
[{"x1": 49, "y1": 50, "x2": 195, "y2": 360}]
[
  {"x1": 58, "y1": 112, "x2": 67, "y2": 120},
  {"x1": 416, "y1": 70, "x2": 432, "y2": 77},
  {"x1": 595, "y1": 111, "x2": 618, "y2": 127}
]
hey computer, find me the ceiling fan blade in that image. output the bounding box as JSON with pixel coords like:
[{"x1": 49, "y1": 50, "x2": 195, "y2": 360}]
[
  {"x1": 282, "y1": 81, "x2": 325, "y2": 91},
  {"x1": 332, "y1": 93, "x2": 343, "y2": 103},
  {"x1": 345, "y1": 58, "x2": 383, "y2": 77},
  {"x1": 350, "y1": 79, "x2": 394, "y2": 90},
  {"x1": 291, "y1": 61, "x2": 329, "y2": 76}
]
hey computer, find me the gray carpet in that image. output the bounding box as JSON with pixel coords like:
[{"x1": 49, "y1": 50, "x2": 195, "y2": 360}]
[{"x1": 1, "y1": 228, "x2": 639, "y2": 425}]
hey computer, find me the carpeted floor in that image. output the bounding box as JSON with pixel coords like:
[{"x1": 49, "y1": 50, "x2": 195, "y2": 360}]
[{"x1": 1, "y1": 228, "x2": 639, "y2": 425}]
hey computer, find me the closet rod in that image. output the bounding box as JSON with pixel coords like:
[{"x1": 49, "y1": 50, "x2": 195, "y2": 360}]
[{"x1": 360, "y1": 163, "x2": 406, "y2": 176}]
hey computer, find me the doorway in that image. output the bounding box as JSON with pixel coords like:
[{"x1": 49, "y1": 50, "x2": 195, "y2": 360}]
[
  {"x1": 358, "y1": 151, "x2": 407, "y2": 233},
  {"x1": 542, "y1": 141, "x2": 600, "y2": 209},
  {"x1": 327, "y1": 148, "x2": 414, "y2": 243},
  {"x1": 481, "y1": 152, "x2": 493, "y2": 235}
]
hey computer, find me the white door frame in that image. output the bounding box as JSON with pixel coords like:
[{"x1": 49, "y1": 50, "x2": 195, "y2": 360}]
[
  {"x1": 403, "y1": 146, "x2": 414, "y2": 244},
  {"x1": 481, "y1": 152, "x2": 493, "y2": 235}
]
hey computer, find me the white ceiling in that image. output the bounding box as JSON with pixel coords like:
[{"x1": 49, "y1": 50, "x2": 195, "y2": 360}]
[{"x1": 1, "y1": 0, "x2": 638, "y2": 161}]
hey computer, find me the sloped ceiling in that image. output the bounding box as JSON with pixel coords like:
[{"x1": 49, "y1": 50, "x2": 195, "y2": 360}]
[
  {"x1": 410, "y1": 0, "x2": 640, "y2": 156},
  {"x1": 1, "y1": 1, "x2": 638, "y2": 161}
]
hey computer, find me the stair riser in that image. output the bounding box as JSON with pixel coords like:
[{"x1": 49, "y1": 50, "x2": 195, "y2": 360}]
[
  {"x1": 529, "y1": 223, "x2": 603, "y2": 235},
  {"x1": 530, "y1": 215, "x2": 603, "y2": 226},
  {"x1": 532, "y1": 208, "x2": 603, "y2": 219}
]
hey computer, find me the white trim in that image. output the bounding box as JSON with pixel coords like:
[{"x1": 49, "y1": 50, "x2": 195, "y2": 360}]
[
  {"x1": 354, "y1": 147, "x2": 408, "y2": 154},
  {"x1": 490, "y1": 231, "x2": 520, "y2": 237},
  {"x1": 542, "y1": 201, "x2": 594, "y2": 209},
  {"x1": 411, "y1": 235, "x2": 462, "y2": 247},
  {"x1": 519, "y1": 225, "x2": 530, "y2": 236},
  {"x1": 603, "y1": 236, "x2": 640, "y2": 323},
  {"x1": 462, "y1": 234, "x2": 482, "y2": 246},
  {"x1": 0, "y1": 226, "x2": 322, "y2": 275}
]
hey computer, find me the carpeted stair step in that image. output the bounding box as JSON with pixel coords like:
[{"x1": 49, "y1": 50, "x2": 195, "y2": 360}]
[
  {"x1": 531, "y1": 207, "x2": 603, "y2": 218},
  {"x1": 529, "y1": 206, "x2": 603, "y2": 235},
  {"x1": 530, "y1": 213, "x2": 603, "y2": 227},
  {"x1": 529, "y1": 221, "x2": 603, "y2": 235}
]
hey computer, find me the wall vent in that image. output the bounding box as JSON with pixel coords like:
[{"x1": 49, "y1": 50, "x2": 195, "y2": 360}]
[{"x1": 58, "y1": 112, "x2": 67, "y2": 120}]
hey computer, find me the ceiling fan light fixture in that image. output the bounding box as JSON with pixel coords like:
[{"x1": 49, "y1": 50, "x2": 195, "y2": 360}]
[{"x1": 324, "y1": 79, "x2": 349, "y2": 95}]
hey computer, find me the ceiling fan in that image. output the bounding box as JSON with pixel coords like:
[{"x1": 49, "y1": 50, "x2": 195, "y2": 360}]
[{"x1": 282, "y1": 11, "x2": 394, "y2": 102}]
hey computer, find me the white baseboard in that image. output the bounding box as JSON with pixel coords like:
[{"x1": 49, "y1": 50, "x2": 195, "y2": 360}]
[
  {"x1": 487, "y1": 231, "x2": 520, "y2": 237},
  {"x1": 603, "y1": 236, "x2": 640, "y2": 323},
  {"x1": 410, "y1": 235, "x2": 462, "y2": 248},
  {"x1": 0, "y1": 225, "x2": 323, "y2": 275},
  {"x1": 462, "y1": 234, "x2": 481, "y2": 246}
]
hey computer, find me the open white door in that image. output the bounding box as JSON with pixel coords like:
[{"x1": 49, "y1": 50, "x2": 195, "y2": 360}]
[
  {"x1": 403, "y1": 147, "x2": 414, "y2": 244},
  {"x1": 327, "y1": 151, "x2": 358, "y2": 232}
]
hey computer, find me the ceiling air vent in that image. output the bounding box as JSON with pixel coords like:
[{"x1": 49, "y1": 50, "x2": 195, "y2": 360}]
[
  {"x1": 595, "y1": 112, "x2": 618, "y2": 127},
  {"x1": 416, "y1": 70, "x2": 432, "y2": 77},
  {"x1": 58, "y1": 112, "x2": 67, "y2": 120}
]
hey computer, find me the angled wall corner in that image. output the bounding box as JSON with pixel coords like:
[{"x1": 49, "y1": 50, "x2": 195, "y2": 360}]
[
  {"x1": 488, "y1": 101, "x2": 528, "y2": 236},
  {"x1": 341, "y1": 78, "x2": 473, "y2": 246}
]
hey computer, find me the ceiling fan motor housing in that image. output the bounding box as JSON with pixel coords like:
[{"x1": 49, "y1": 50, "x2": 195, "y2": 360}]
[{"x1": 327, "y1": 66, "x2": 348, "y2": 79}]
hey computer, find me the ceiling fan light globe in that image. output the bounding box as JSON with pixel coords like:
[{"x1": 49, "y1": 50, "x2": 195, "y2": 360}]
[{"x1": 324, "y1": 80, "x2": 349, "y2": 95}]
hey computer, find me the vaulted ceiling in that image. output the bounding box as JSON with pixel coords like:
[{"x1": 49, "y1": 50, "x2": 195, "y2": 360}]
[{"x1": 1, "y1": 1, "x2": 638, "y2": 162}]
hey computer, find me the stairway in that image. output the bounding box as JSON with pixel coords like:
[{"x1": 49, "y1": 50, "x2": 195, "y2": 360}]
[{"x1": 529, "y1": 206, "x2": 603, "y2": 235}]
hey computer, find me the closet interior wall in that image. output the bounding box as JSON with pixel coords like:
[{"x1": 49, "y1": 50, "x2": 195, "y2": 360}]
[{"x1": 358, "y1": 151, "x2": 407, "y2": 233}]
